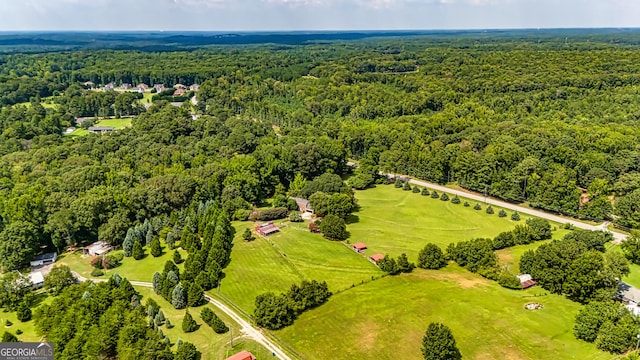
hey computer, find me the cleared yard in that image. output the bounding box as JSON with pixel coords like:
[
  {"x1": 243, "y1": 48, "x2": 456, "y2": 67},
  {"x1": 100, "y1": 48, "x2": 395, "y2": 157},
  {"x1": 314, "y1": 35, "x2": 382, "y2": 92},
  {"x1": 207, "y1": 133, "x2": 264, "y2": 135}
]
[
  {"x1": 277, "y1": 264, "x2": 611, "y2": 360},
  {"x1": 220, "y1": 222, "x2": 382, "y2": 312},
  {"x1": 58, "y1": 247, "x2": 187, "y2": 282},
  {"x1": 68, "y1": 118, "x2": 133, "y2": 136}
]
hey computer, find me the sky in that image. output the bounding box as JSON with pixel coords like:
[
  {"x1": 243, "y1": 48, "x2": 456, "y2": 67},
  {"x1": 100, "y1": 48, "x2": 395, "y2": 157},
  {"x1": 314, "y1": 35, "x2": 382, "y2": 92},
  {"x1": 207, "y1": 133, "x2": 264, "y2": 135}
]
[{"x1": 0, "y1": 0, "x2": 637, "y2": 31}]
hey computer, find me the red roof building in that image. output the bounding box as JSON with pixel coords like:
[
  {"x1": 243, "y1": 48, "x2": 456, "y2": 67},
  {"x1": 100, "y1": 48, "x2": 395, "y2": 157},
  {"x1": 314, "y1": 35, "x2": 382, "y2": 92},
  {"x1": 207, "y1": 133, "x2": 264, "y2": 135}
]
[
  {"x1": 255, "y1": 222, "x2": 280, "y2": 236},
  {"x1": 352, "y1": 243, "x2": 367, "y2": 252},
  {"x1": 517, "y1": 274, "x2": 537, "y2": 289},
  {"x1": 225, "y1": 350, "x2": 256, "y2": 360},
  {"x1": 369, "y1": 253, "x2": 385, "y2": 264}
]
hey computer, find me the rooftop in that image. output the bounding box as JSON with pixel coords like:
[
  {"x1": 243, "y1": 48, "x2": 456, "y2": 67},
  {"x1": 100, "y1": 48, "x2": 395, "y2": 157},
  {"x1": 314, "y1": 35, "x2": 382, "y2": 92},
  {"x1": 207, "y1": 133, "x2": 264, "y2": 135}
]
[
  {"x1": 370, "y1": 254, "x2": 385, "y2": 262},
  {"x1": 88, "y1": 126, "x2": 115, "y2": 132},
  {"x1": 618, "y1": 282, "x2": 640, "y2": 303},
  {"x1": 33, "y1": 252, "x2": 57, "y2": 261},
  {"x1": 28, "y1": 272, "x2": 45, "y2": 285},
  {"x1": 225, "y1": 350, "x2": 256, "y2": 360},
  {"x1": 353, "y1": 242, "x2": 367, "y2": 250}
]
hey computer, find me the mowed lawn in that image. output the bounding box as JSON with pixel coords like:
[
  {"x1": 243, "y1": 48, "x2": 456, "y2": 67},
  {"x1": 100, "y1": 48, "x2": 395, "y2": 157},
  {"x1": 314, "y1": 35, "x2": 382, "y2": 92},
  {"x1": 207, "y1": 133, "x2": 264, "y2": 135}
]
[
  {"x1": 59, "y1": 246, "x2": 187, "y2": 282},
  {"x1": 221, "y1": 222, "x2": 382, "y2": 312},
  {"x1": 349, "y1": 185, "x2": 544, "y2": 262},
  {"x1": 135, "y1": 287, "x2": 273, "y2": 360},
  {"x1": 495, "y1": 229, "x2": 571, "y2": 273},
  {"x1": 0, "y1": 294, "x2": 53, "y2": 343},
  {"x1": 277, "y1": 264, "x2": 611, "y2": 360},
  {"x1": 68, "y1": 118, "x2": 133, "y2": 136}
]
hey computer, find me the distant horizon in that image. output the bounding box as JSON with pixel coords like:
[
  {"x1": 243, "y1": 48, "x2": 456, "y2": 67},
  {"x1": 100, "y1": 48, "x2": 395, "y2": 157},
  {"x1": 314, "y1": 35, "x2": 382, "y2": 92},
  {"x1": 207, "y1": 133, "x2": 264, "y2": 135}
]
[
  {"x1": 0, "y1": 27, "x2": 639, "y2": 34},
  {"x1": 0, "y1": 1, "x2": 637, "y2": 32}
]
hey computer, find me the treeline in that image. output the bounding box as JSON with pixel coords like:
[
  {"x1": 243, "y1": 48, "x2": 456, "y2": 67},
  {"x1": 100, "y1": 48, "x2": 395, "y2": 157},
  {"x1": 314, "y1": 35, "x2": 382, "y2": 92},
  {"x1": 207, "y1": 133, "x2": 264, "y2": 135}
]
[
  {"x1": 520, "y1": 230, "x2": 626, "y2": 303},
  {"x1": 0, "y1": 103, "x2": 349, "y2": 271},
  {"x1": 254, "y1": 280, "x2": 331, "y2": 330},
  {"x1": 32, "y1": 274, "x2": 204, "y2": 360},
  {"x1": 151, "y1": 201, "x2": 234, "y2": 307}
]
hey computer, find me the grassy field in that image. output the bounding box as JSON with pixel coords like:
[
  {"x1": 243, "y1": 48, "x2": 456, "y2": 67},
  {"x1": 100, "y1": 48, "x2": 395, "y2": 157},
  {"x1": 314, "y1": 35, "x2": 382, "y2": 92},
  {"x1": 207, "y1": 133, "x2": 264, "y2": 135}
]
[
  {"x1": 220, "y1": 221, "x2": 382, "y2": 312},
  {"x1": 68, "y1": 118, "x2": 133, "y2": 136},
  {"x1": 349, "y1": 185, "x2": 559, "y2": 262},
  {"x1": 495, "y1": 229, "x2": 572, "y2": 273},
  {"x1": 135, "y1": 287, "x2": 273, "y2": 360},
  {"x1": 58, "y1": 247, "x2": 187, "y2": 282},
  {"x1": 0, "y1": 294, "x2": 53, "y2": 342},
  {"x1": 141, "y1": 92, "x2": 154, "y2": 104},
  {"x1": 277, "y1": 264, "x2": 610, "y2": 360}
]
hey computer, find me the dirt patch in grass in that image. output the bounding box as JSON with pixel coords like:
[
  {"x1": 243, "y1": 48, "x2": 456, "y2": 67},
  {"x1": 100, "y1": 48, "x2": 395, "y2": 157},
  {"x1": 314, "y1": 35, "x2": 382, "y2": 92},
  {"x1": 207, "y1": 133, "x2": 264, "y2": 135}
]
[
  {"x1": 356, "y1": 320, "x2": 379, "y2": 352},
  {"x1": 415, "y1": 269, "x2": 490, "y2": 289}
]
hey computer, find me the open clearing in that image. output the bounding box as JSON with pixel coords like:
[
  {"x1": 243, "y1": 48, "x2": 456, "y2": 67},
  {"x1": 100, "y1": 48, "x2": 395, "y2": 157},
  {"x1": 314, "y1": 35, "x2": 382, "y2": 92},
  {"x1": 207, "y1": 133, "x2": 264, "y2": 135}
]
[
  {"x1": 348, "y1": 185, "x2": 551, "y2": 262},
  {"x1": 68, "y1": 118, "x2": 133, "y2": 136},
  {"x1": 220, "y1": 222, "x2": 382, "y2": 312},
  {"x1": 58, "y1": 247, "x2": 187, "y2": 282},
  {"x1": 277, "y1": 264, "x2": 610, "y2": 360}
]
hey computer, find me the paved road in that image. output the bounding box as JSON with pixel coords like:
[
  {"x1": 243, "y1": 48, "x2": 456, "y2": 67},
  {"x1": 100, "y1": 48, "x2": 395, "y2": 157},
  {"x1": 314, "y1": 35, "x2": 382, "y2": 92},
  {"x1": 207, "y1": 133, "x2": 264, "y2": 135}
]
[
  {"x1": 72, "y1": 273, "x2": 291, "y2": 360},
  {"x1": 346, "y1": 163, "x2": 628, "y2": 243}
]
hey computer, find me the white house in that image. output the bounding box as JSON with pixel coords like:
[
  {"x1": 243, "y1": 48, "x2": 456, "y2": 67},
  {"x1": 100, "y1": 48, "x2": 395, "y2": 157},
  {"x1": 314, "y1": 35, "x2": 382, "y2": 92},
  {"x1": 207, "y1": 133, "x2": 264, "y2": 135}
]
[
  {"x1": 84, "y1": 241, "x2": 112, "y2": 256},
  {"x1": 28, "y1": 272, "x2": 45, "y2": 289},
  {"x1": 30, "y1": 252, "x2": 57, "y2": 267}
]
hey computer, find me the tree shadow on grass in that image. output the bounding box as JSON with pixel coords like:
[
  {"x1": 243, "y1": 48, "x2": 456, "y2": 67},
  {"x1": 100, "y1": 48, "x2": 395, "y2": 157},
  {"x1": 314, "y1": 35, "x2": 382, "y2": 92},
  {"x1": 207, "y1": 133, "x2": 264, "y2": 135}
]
[{"x1": 346, "y1": 214, "x2": 360, "y2": 224}]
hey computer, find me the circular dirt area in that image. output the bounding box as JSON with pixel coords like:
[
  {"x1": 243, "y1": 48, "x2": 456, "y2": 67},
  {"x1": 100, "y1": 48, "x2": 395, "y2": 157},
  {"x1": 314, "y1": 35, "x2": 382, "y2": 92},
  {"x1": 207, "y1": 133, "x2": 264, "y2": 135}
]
[{"x1": 525, "y1": 302, "x2": 543, "y2": 310}]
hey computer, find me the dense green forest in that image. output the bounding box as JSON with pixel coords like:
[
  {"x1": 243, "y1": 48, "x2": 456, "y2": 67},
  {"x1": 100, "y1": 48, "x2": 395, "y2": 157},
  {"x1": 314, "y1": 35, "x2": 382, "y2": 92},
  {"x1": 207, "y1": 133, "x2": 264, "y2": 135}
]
[{"x1": 1, "y1": 34, "x2": 640, "y2": 271}]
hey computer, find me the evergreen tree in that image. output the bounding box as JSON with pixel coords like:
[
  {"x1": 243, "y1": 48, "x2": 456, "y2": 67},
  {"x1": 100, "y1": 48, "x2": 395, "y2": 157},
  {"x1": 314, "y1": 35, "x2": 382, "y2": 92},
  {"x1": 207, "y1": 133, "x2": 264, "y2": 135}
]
[
  {"x1": 403, "y1": 181, "x2": 412, "y2": 191},
  {"x1": 397, "y1": 253, "x2": 416, "y2": 273},
  {"x1": 440, "y1": 193, "x2": 449, "y2": 201},
  {"x1": 175, "y1": 342, "x2": 201, "y2": 360},
  {"x1": 16, "y1": 303, "x2": 31, "y2": 322},
  {"x1": 451, "y1": 195, "x2": 460, "y2": 204},
  {"x1": 201, "y1": 307, "x2": 229, "y2": 334},
  {"x1": 431, "y1": 190, "x2": 439, "y2": 199},
  {"x1": 486, "y1": 205, "x2": 494, "y2": 214},
  {"x1": 421, "y1": 188, "x2": 430, "y2": 196},
  {"x1": 394, "y1": 178, "x2": 403, "y2": 188},
  {"x1": 165, "y1": 319, "x2": 173, "y2": 329},
  {"x1": 181, "y1": 311, "x2": 198, "y2": 333},
  {"x1": 166, "y1": 232, "x2": 175, "y2": 250},
  {"x1": 146, "y1": 228, "x2": 154, "y2": 246},
  {"x1": 421, "y1": 323, "x2": 462, "y2": 360},
  {"x1": 173, "y1": 250, "x2": 183, "y2": 264},
  {"x1": 154, "y1": 310, "x2": 165, "y2": 326},
  {"x1": 123, "y1": 228, "x2": 135, "y2": 257},
  {"x1": 412, "y1": 185, "x2": 421, "y2": 193},
  {"x1": 463, "y1": 201, "x2": 470, "y2": 207},
  {"x1": 243, "y1": 228, "x2": 255, "y2": 242},
  {"x1": 511, "y1": 211, "x2": 521, "y2": 221},
  {"x1": 151, "y1": 237, "x2": 162, "y2": 257},
  {"x1": 498, "y1": 209, "x2": 507, "y2": 217},
  {"x1": 152, "y1": 272, "x2": 162, "y2": 294},
  {"x1": 378, "y1": 255, "x2": 400, "y2": 275},
  {"x1": 132, "y1": 240, "x2": 144, "y2": 260},
  {"x1": 1, "y1": 331, "x2": 18, "y2": 342},
  {"x1": 473, "y1": 203, "x2": 482, "y2": 211},
  {"x1": 187, "y1": 283, "x2": 205, "y2": 307},
  {"x1": 171, "y1": 284, "x2": 187, "y2": 309}
]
